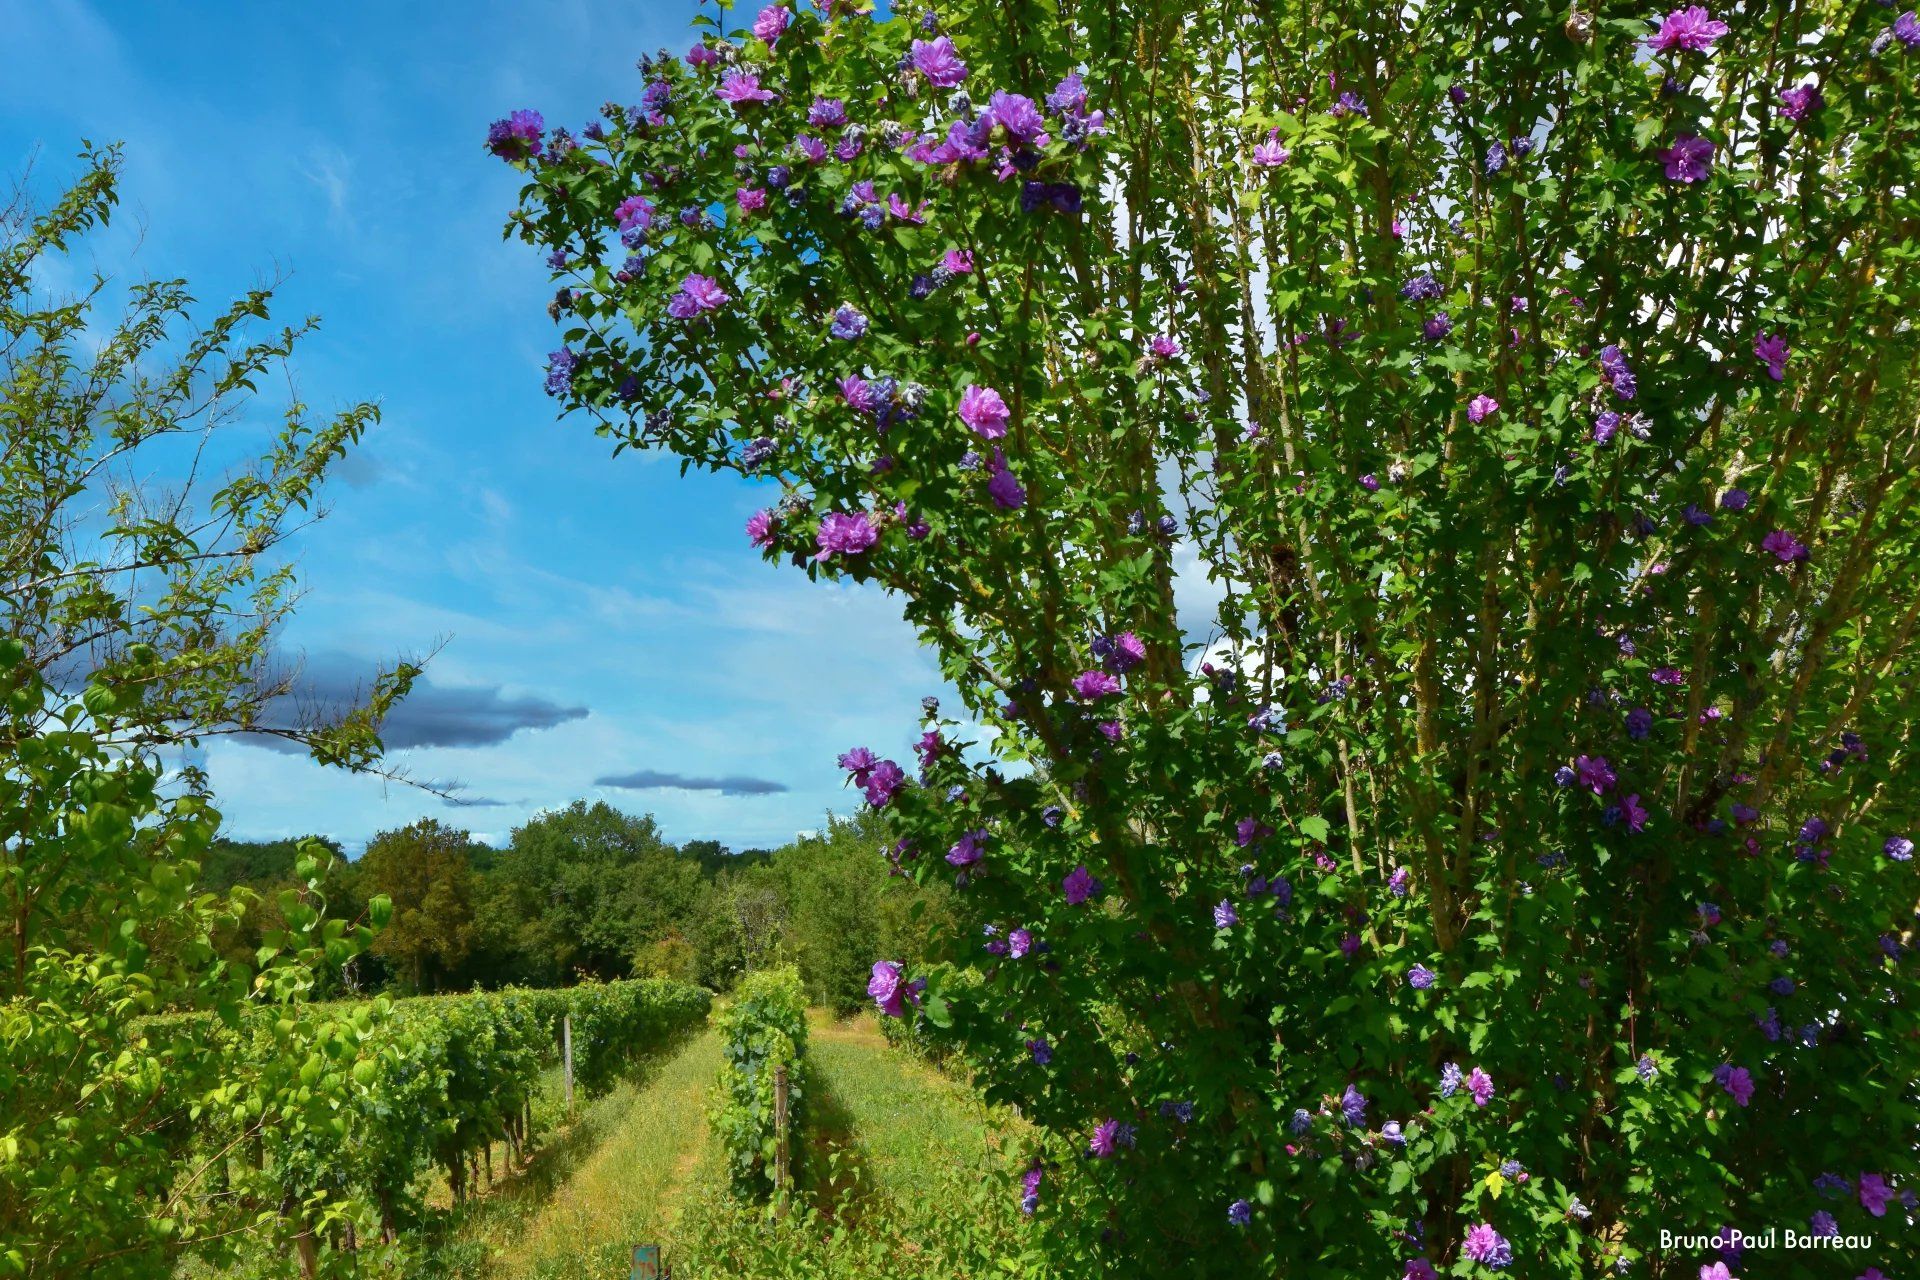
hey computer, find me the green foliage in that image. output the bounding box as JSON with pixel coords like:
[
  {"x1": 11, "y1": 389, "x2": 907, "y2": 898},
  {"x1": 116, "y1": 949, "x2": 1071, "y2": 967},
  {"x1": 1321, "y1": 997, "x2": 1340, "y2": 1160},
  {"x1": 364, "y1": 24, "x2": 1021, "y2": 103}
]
[
  {"x1": 356, "y1": 819, "x2": 485, "y2": 993},
  {"x1": 711, "y1": 966, "x2": 808, "y2": 1199},
  {"x1": 508, "y1": 1, "x2": 1920, "y2": 1275},
  {"x1": 179, "y1": 978, "x2": 710, "y2": 1275},
  {"x1": 0, "y1": 144, "x2": 412, "y2": 768},
  {"x1": 0, "y1": 639, "x2": 381, "y2": 1278}
]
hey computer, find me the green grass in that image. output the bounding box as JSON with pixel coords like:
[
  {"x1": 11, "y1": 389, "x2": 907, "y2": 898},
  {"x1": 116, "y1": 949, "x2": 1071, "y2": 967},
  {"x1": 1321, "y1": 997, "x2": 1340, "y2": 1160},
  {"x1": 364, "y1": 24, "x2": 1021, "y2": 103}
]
[
  {"x1": 454, "y1": 1027, "x2": 721, "y2": 1280},
  {"x1": 442, "y1": 1008, "x2": 1047, "y2": 1279},
  {"x1": 803, "y1": 1012, "x2": 1015, "y2": 1200}
]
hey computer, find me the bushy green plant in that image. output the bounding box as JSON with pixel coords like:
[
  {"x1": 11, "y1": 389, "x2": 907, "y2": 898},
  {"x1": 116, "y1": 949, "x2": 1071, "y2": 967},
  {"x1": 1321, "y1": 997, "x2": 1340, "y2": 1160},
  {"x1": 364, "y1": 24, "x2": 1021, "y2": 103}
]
[
  {"x1": 0, "y1": 641, "x2": 384, "y2": 1278},
  {"x1": 505, "y1": 1, "x2": 1920, "y2": 1274},
  {"x1": 712, "y1": 966, "x2": 810, "y2": 1198}
]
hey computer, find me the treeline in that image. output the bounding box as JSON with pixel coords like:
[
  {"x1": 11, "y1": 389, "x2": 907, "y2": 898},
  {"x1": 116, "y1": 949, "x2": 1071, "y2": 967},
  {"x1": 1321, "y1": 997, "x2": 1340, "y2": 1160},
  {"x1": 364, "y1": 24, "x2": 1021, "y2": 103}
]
[{"x1": 210, "y1": 802, "x2": 951, "y2": 1010}]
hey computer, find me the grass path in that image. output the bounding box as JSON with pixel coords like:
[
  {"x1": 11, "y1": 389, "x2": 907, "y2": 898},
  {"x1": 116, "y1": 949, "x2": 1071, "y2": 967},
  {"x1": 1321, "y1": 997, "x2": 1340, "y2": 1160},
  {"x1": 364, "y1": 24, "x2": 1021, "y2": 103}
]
[
  {"x1": 456, "y1": 1011, "x2": 1028, "y2": 1279},
  {"x1": 463, "y1": 1026, "x2": 720, "y2": 1280},
  {"x1": 805, "y1": 1012, "x2": 1019, "y2": 1203}
]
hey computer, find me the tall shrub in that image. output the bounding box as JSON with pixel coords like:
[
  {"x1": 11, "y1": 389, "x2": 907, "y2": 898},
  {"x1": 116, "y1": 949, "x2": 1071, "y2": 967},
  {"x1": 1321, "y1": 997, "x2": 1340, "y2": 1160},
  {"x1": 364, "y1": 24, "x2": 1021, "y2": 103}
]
[{"x1": 502, "y1": 2, "x2": 1920, "y2": 1274}]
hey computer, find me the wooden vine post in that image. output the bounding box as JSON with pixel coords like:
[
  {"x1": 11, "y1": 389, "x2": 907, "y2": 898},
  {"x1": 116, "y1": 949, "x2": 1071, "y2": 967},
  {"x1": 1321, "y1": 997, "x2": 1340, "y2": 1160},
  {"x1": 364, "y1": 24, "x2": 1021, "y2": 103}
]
[
  {"x1": 772, "y1": 1063, "x2": 790, "y2": 1216},
  {"x1": 562, "y1": 1013, "x2": 575, "y2": 1115}
]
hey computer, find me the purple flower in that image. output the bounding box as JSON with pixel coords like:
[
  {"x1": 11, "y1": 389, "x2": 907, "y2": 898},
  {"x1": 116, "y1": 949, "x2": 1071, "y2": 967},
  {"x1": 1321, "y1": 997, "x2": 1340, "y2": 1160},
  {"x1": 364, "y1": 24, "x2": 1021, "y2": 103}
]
[
  {"x1": 815, "y1": 511, "x2": 879, "y2": 560},
  {"x1": 1662, "y1": 135, "x2": 1715, "y2": 182},
  {"x1": 1636, "y1": 1054, "x2": 1658, "y2": 1082},
  {"x1": 1340, "y1": 1084, "x2": 1368, "y2": 1125},
  {"x1": 1389, "y1": 866, "x2": 1411, "y2": 897},
  {"x1": 975, "y1": 454, "x2": 1021, "y2": 508},
  {"x1": 1574, "y1": 754, "x2": 1617, "y2": 794},
  {"x1": 1227, "y1": 1198, "x2": 1252, "y2": 1226},
  {"x1": 746, "y1": 509, "x2": 776, "y2": 548},
  {"x1": 830, "y1": 304, "x2": 869, "y2": 340},
  {"x1": 716, "y1": 72, "x2": 777, "y2": 105},
  {"x1": 1072, "y1": 670, "x2": 1121, "y2": 701},
  {"x1": 1440, "y1": 1063, "x2": 1463, "y2": 1097},
  {"x1": 1698, "y1": 901, "x2": 1722, "y2": 926},
  {"x1": 1405, "y1": 1261, "x2": 1439, "y2": 1280},
  {"x1": 1467, "y1": 394, "x2": 1499, "y2": 424},
  {"x1": 1779, "y1": 81, "x2": 1823, "y2": 121},
  {"x1": 1252, "y1": 130, "x2": 1290, "y2": 167},
  {"x1": 1462, "y1": 1223, "x2": 1512, "y2": 1268},
  {"x1": 988, "y1": 91, "x2": 1049, "y2": 146},
  {"x1": 1008, "y1": 927, "x2": 1033, "y2": 959},
  {"x1": 868, "y1": 960, "x2": 911, "y2": 1016},
  {"x1": 863, "y1": 759, "x2": 906, "y2": 807},
  {"x1": 1895, "y1": 10, "x2": 1920, "y2": 48},
  {"x1": 1599, "y1": 344, "x2": 1638, "y2": 400},
  {"x1": 808, "y1": 97, "x2": 848, "y2": 130},
  {"x1": 485, "y1": 109, "x2": 545, "y2": 162},
  {"x1": 752, "y1": 4, "x2": 791, "y2": 44},
  {"x1": 1020, "y1": 1164, "x2": 1043, "y2": 1214},
  {"x1": 1754, "y1": 332, "x2": 1790, "y2": 381},
  {"x1": 1213, "y1": 899, "x2": 1239, "y2": 929},
  {"x1": 1467, "y1": 1068, "x2": 1495, "y2": 1107},
  {"x1": 544, "y1": 347, "x2": 577, "y2": 397},
  {"x1": 1761, "y1": 529, "x2": 1809, "y2": 563},
  {"x1": 1402, "y1": 272, "x2": 1442, "y2": 302},
  {"x1": 1713, "y1": 1063, "x2": 1755, "y2": 1107},
  {"x1": 1721, "y1": 488, "x2": 1750, "y2": 510},
  {"x1": 1859, "y1": 1172, "x2": 1893, "y2": 1217},
  {"x1": 1810, "y1": 1210, "x2": 1838, "y2": 1238},
  {"x1": 959, "y1": 385, "x2": 1011, "y2": 439},
  {"x1": 1381, "y1": 1120, "x2": 1406, "y2": 1145},
  {"x1": 1622, "y1": 793, "x2": 1649, "y2": 833},
  {"x1": 666, "y1": 273, "x2": 730, "y2": 319},
  {"x1": 614, "y1": 194, "x2": 655, "y2": 232},
  {"x1": 1648, "y1": 6, "x2": 1729, "y2": 52},
  {"x1": 1423, "y1": 312, "x2": 1454, "y2": 341},
  {"x1": 1885, "y1": 835, "x2": 1914, "y2": 861},
  {"x1": 1063, "y1": 865, "x2": 1099, "y2": 904},
  {"x1": 910, "y1": 35, "x2": 969, "y2": 86},
  {"x1": 1408, "y1": 964, "x2": 1437, "y2": 990},
  {"x1": 947, "y1": 829, "x2": 986, "y2": 868},
  {"x1": 1045, "y1": 72, "x2": 1088, "y2": 116},
  {"x1": 1089, "y1": 1118, "x2": 1123, "y2": 1158}
]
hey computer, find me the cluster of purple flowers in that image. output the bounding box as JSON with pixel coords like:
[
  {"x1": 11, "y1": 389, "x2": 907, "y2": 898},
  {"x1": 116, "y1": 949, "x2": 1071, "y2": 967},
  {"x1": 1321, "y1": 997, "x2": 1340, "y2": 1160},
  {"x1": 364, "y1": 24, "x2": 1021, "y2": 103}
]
[
  {"x1": 544, "y1": 347, "x2": 577, "y2": 397},
  {"x1": 839, "y1": 746, "x2": 905, "y2": 807},
  {"x1": 485, "y1": 109, "x2": 545, "y2": 162},
  {"x1": 1462, "y1": 1223, "x2": 1513, "y2": 1269}
]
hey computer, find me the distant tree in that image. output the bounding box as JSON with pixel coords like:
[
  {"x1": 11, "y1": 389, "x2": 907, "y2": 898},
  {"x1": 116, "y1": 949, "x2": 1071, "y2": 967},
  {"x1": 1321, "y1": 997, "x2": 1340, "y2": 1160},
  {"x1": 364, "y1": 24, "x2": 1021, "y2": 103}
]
[
  {"x1": 493, "y1": 801, "x2": 670, "y2": 978},
  {"x1": 620, "y1": 842, "x2": 708, "y2": 958},
  {"x1": 356, "y1": 819, "x2": 478, "y2": 993}
]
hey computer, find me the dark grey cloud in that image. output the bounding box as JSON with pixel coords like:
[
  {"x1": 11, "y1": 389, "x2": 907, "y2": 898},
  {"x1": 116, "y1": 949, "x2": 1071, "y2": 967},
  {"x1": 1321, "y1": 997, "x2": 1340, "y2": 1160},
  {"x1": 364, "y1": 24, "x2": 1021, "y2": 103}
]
[
  {"x1": 244, "y1": 654, "x2": 587, "y2": 753},
  {"x1": 594, "y1": 769, "x2": 789, "y2": 797}
]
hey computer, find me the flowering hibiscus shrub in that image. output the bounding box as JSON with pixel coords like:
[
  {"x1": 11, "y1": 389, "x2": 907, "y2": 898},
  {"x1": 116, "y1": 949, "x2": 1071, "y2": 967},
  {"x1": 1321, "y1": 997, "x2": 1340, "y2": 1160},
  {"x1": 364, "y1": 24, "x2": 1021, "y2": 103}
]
[{"x1": 501, "y1": 0, "x2": 1920, "y2": 1274}]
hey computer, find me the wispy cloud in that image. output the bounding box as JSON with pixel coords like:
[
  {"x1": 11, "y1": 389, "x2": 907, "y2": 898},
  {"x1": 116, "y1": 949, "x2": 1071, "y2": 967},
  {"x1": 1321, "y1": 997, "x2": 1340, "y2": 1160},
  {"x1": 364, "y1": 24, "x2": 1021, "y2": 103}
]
[{"x1": 594, "y1": 769, "x2": 790, "y2": 797}]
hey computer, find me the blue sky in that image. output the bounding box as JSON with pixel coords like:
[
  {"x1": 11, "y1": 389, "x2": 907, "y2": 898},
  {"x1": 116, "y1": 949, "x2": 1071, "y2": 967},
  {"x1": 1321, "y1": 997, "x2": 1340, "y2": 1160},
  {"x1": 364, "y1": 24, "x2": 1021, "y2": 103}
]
[{"x1": 1, "y1": 0, "x2": 947, "y2": 851}]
